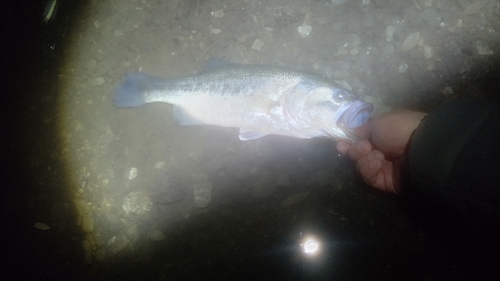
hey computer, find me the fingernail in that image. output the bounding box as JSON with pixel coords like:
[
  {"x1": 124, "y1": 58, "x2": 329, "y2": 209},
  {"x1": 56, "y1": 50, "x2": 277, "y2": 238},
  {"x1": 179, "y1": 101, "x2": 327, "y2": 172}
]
[
  {"x1": 356, "y1": 142, "x2": 368, "y2": 153},
  {"x1": 369, "y1": 159, "x2": 381, "y2": 169},
  {"x1": 368, "y1": 150, "x2": 384, "y2": 161}
]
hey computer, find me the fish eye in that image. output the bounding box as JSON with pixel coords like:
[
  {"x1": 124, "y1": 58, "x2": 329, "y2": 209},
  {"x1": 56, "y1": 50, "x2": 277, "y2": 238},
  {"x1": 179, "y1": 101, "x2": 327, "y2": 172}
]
[{"x1": 334, "y1": 93, "x2": 345, "y2": 103}]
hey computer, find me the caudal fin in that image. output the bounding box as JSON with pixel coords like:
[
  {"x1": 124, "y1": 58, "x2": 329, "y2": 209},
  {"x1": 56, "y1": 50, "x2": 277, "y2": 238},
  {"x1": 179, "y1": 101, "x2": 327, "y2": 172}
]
[{"x1": 114, "y1": 73, "x2": 153, "y2": 107}]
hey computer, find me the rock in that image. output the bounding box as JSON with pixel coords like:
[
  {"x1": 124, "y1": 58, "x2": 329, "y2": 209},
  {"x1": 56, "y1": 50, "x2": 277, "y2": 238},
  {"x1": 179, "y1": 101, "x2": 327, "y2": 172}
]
[
  {"x1": 251, "y1": 39, "x2": 264, "y2": 51},
  {"x1": 194, "y1": 183, "x2": 213, "y2": 208},
  {"x1": 150, "y1": 230, "x2": 165, "y2": 241},
  {"x1": 210, "y1": 10, "x2": 224, "y2": 18},
  {"x1": 298, "y1": 24, "x2": 312, "y2": 38},
  {"x1": 476, "y1": 40, "x2": 494, "y2": 55},
  {"x1": 114, "y1": 30, "x2": 123, "y2": 37},
  {"x1": 424, "y1": 45, "x2": 435, "y2": 59},
  {"x1": 34, "y1": 222, "x2": 50, "y2": 230},
  {"x1": 128, "y1": 167, "x2": 138, "y2": 180},
  {"x1": 401, "y1": 32, "x2": 420, "y2": 51},
  {"x1": 397, "y1": 63, "x2": 408, "y2": 73},
  {"x1": 209, "y1": 27, "x2": 221, "y2": 35},
  {"x1": 385, "y1": 26, "x2": 396, "y2": 41},
  {"x1": 122, "y1": 191, "x2": 153, "y2": 214}
]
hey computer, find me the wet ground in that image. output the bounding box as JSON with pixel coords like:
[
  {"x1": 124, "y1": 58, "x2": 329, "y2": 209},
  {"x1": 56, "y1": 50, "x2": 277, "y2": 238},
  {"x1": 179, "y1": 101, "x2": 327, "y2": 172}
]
[{"x1": 4, "y1": 0, "x2": 500, "y2": 280}]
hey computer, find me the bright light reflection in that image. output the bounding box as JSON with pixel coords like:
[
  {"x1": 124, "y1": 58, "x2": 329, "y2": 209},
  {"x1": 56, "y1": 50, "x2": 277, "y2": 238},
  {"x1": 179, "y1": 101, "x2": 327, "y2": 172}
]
[{"x1": 300, "y1": 235, "x2": 321, "y2": 257}]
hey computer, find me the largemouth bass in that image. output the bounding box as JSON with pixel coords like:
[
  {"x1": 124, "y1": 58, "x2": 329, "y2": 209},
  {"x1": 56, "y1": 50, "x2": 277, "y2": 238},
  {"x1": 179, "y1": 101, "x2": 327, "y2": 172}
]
[{"x1": 114, "y1": 62, "x2": 373, "y2": 141}]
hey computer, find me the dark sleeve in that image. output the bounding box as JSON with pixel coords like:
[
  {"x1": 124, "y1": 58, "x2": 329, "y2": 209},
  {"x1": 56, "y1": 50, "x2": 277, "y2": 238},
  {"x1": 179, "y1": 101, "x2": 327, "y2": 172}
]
[{"x1": 401, "y1": 99, "x2": 500, "y2": 270}]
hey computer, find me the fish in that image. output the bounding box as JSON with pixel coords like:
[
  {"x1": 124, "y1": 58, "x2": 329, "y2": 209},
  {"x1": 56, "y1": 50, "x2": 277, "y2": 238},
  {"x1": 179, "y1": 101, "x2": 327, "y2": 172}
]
[{"x1": 114, "y1": 61, "x2": 373, "y2": 141}]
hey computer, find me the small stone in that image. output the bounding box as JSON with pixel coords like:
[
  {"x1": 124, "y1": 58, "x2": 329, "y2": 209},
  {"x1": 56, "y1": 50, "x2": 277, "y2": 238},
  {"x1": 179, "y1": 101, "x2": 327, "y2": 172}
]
[
  {"x1": 424, "y1": 0, "x2": 432, "y2": 6},
  {"x1": 93, "y1": 20, "x2": 99, "y2": 28},
  {"x1": 128, "y1": 167, "x2": 138, "y2": 180},
  {"x1": 96, "y1": 77, "x2": 105, "y2": 86},
  {"x1": 397, "y1": 63, "x2": 408, "y2": 73},
  {"x1": 401, "y1": 32, "x2": 420, "y2": 51},
  {"x1": 209, "y1": 27, "x2": 221, "y2": 35},
  {"x1": 114, "y1": 30, "x2": 123, "y2": 37},
  {"x1": 298, "y1": 24, "x2": 312, "y2": 38},
  {"x1": 150, "y1": 230, "x2": 165, "y2": 241},
  {"x1": 385, "y1": 26, "x2": 395, "y2": 42},
  {"x1": 362, "y1": 0, "x2": 370, "y2": 4},
  {"x1": 34, "y1": 222, "x2": 50, "y2": 230},
  {"x1": 210, "y1": 10, "x2": 224, "y2": 18},
  {"x1": 154, "y1": 161, "x2": 165, "y2": 169},
  {"x1": 331, "y1": 0, "x2": 347, "y2": 4},
  {"x1": 443, "y1": 86, "x2": 453, "y2": 96},
  {"x1": 336, "y1": 80, "x2": 352, "y2": 91},
  {"x1": 476, "y1": 40, "x2": 494, "y2": 55},
  {"x1": 424, "y1": 45, "x2": 435, "y2": 59},
  {"x1": 122, "y1": 191, "x2": 152, "y2": 214},
  {"x1": 194, "y1": 183, "x2": 213, "y2": 208},
  {"x1": 251, "y1": 39, "x2": 264, "y2": 51}
]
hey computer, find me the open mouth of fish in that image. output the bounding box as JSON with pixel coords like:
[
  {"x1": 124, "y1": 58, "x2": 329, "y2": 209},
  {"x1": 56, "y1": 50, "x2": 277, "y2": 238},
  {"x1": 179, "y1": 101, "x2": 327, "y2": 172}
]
[{"x1": 336, "y1": 100, "x2": 374, "y2": 131}]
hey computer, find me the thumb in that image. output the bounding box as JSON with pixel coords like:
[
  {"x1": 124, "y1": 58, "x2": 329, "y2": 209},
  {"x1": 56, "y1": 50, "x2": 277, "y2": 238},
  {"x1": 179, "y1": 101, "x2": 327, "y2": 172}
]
[{"x1": 350, "y1": 121, "x2": 371, "y2": 140}]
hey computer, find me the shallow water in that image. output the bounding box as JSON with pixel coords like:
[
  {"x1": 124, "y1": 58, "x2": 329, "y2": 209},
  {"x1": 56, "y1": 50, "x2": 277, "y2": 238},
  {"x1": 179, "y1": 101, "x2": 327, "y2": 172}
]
[{"x1": 6, "y1": 0, "x2": 500, "y2": 280}]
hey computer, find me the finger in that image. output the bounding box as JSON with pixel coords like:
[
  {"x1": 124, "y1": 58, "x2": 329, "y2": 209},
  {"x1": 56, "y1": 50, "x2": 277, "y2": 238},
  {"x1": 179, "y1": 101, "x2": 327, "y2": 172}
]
[
  {"x1": 356, "y1": 150, "x2": 385, "y2": 186},
  {"x1": 347, "y1": 140, "x2": 372, "y2": 161},
  {"x1": 336, "y1": 141, "x2": 350, "y2": 155},
  {"x1": 377, "y1": 162, "x2": 396, "y2": 194},
  {"x1": 351, "y1": 122, "x2": 371, "y2": 140}
]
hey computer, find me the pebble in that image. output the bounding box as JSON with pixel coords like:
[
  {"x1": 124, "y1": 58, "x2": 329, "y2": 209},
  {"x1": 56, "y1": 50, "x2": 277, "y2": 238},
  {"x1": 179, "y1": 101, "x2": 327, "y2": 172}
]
[
  {"x1": 251, "y1": 39, "x2": 264, "y2": 51},
  {"x1": 476, "y1": 40, "x2": 494, "y2": 55},
  {"x1": 122, "y1": 191, "x2": 152, "y2": 214},
  {"x1": 424, "y1": 45, "x2": 435, "y2": 59},
  {"x1": 401, "y1": 32, "x2": 420, "y2": 51},
  {"x1": 211, "y1": 10, "x2": 224, "y2": 18},
  {"x1": 298, "y1": 24, "x2": 312, "y2": 38},
  {"x1": 96, "y1": 77, "x2": 105, "y2": 85},
  {"x1": 154, "y1": 161, "x2": 165, "y2": 169},
  {"x1": 128, "y1": 167, "x2": 138, "y2": 180},
  {"x1": 209, "y1": 27, "x2": 221, "y2": 35},
  {"x1": 194, "y1": 183, "x2": 213, "y2": 208},
  {"x1": 397, "y1": 63, "x2": 408, "y2": 73},
  {"x1": 34, "y1": 222, "x2": 50, "y2": 230},
  {"x1": 114, "y1": 30, "x2": 123, "y2": 37},
  {"x1": 385, "y1": 26, "x2": 396, "y2": 42}
]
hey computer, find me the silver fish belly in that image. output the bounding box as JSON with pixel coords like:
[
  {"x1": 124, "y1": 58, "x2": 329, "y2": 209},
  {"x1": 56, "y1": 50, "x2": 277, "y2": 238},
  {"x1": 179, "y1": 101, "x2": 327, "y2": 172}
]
[{"x1": 114, "y1": 63, "x2": 373, "y2": 141}]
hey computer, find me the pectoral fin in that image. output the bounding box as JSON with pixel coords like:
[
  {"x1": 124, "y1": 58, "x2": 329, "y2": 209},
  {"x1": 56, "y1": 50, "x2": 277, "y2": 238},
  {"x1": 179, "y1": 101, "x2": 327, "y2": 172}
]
[
  {"x1": 239, "y1": 129, "x2": 268, "y2": 141},
  {"x1": 173, "y1": 106, "x2": 205, "y2": 126}
]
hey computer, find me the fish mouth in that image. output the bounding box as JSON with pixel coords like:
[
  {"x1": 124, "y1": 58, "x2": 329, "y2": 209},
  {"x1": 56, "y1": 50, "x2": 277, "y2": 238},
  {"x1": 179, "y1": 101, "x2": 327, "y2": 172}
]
[{"x1": 336, "y1": 100, "x2": 374, "y2": 131}]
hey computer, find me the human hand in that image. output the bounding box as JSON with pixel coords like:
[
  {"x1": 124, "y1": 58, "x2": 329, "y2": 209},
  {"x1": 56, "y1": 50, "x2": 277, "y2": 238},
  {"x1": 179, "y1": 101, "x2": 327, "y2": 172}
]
[{"x1": 336, "y1": 110, "x2": 427, "y2": 194}]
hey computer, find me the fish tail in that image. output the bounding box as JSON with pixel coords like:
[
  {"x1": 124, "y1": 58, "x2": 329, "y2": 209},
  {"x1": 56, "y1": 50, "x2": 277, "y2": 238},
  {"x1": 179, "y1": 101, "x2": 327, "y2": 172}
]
[{"x1": 114, "y1": 73, "x2": 153, "y2": 107}]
